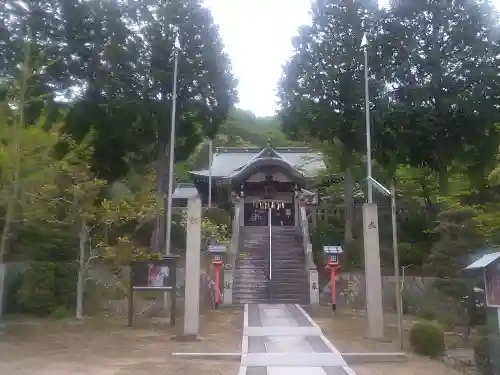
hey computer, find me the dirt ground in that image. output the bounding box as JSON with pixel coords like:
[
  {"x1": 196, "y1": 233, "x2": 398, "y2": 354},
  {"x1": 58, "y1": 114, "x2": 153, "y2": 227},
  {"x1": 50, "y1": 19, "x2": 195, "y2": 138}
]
[
  {"x1": 0, "y1": 307, "x2": 475, "y2": 375},
  {"x1": 0, "y1": 309, "x2": 242, "y2": 375},
  {"x1": 311, "y1": 307, "x2": 477, "y2": 375}
]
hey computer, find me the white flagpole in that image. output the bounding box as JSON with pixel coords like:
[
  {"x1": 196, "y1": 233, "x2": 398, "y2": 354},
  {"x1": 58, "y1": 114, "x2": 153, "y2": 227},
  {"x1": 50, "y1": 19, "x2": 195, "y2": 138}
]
[
  {"x1": 361, "y1": 33, "x2": 373, "y2": 203},
  {"x1": 208, "y1": 138, "x2": 213, "y2": 208},
  {"x1": 165, "y1": 32, "x2": 181, "y2": 256}
]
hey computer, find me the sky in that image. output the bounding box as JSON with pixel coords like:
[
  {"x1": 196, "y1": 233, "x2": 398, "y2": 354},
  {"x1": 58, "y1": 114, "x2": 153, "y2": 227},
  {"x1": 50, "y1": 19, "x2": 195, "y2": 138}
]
[
  {"x1": 204, "y1": 0, "x2": 499, "y2": 117},
  {"x1": 203, "y1": 0, "x2": 389, "y2": 117}
]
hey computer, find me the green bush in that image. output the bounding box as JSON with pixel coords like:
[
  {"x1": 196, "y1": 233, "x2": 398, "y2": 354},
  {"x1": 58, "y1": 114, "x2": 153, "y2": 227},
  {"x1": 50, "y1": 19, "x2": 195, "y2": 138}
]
[
  {"x1": 50, "y1": 305, "x2": 71, "y2": 320},
  {"x1": 3, "y1": 269, "x2": 24, "y2": 314},
  {"x1": 409, "y1": 320, "x2": 445, "y2": 357},
  {"x1": 203, "y1": 207, "x2": 231, "y2": 228},
  {"x1": 417, "y1": 305, "x2": 437, "y2": 320},
  {"x1": 473, "y1": 327, "x2": 493, "y2": 375},
  {"x1": 17, "y1": 262, "x2": 77, "y2": 315}
]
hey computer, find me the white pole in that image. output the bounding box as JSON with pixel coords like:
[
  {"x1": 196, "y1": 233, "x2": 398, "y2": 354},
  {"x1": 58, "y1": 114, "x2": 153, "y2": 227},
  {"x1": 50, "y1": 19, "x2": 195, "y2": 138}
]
[
  {"x1": 165, "y1": 34, "x2": 180, "y2": 256},
  {"x1": 208, "y1": 138, "x2": 213, "y2": 208},
  {"x1": 391, "y1": 183, "x2": 403, "y2": 350},
  {"x1": 163, "y1": 33, "x2": 180, "y2": 317},
  {"x1": 361, "y1": 34, "x2": 373, "y2": 203}
]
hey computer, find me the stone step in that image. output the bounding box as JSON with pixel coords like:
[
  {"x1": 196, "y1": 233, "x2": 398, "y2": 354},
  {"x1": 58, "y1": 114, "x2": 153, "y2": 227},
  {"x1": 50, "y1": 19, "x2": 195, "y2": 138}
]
[
  {"x1": 236, "y1": 266, "x2": 269, "y2": 271},
  {"x1": 270, "y1": 283, "x2": 308, "y2": 288},
  {"x1": 270, "y1": 285, "x2": 310, "y2": 293},
  {"x1": 234, "y1": 280, "x2": 269, "y2": 284},
  {"x1": 237, "y1": 260, "x2": 269, "y2": 265},
  {"x1": 272, "y1": 270, "x2": 306, "y2": 274},
  {"x1": 234, "y1": 274, "x2": 268, "y2": 279},
  {"x1": 235, "y1": 273, "x2": 269, "y2": 278},
  {"x1": 271, "y1": 273, "x2": 308, "y2": 279},
  {"x1": 233, "y1": 295, "x2": 269, "y2": 300},
  {"x1": 235, "y1": 268, "x2": 269, "y2": 273},
  {"x1": 234, "y1": 289, "x2": 269, "y2": 295},
  {"x1": 233, "y1": 281, "x2": 269, "y2": 286},
  {"x1": 271, "y1": 268, "x2": 307, "y2": 273},
  {"x1": 270, "y1": 258, "x2": 304, "y2": 262}
]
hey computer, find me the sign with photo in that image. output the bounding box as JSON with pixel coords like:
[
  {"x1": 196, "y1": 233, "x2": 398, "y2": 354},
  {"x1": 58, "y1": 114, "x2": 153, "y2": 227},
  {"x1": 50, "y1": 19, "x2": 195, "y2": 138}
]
[{"x1": 131, "y1": 257, "x2": 178, "y2": 291}]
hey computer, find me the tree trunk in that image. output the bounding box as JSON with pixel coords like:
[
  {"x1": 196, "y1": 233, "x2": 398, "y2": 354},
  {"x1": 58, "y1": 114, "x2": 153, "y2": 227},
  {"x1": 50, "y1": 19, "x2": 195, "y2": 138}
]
[
  {"x1": 76, "y1": 219, "x2": 87, "y2": 320},
  {"x1": 343, "y1": 168, "x2": 354, "y2": 244}
]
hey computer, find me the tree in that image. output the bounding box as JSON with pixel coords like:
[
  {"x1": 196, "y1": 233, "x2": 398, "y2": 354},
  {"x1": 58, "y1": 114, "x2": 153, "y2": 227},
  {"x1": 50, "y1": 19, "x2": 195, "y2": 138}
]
[
  {"x1": 277, "y1": 0, "x2": 383, "y2": 244},
  {"x1": 377, "y1": 0, "x2": 500, "y2": 195},
  {"x1": 0, "y1": 0, "x2": 238, "y2": 253},
  {"x1": 0, "y1": 43, "x2": 61, "y2": 263},
  {"x1": 426, "y1": 206, "x2": 484, "y2": 316}
]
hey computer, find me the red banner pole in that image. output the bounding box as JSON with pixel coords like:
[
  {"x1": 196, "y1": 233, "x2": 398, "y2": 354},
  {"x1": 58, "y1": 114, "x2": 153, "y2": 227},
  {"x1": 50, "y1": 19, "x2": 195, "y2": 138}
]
[
  {"x1": 331, "y1": 268, "x2": 337, "y2": 312},
  {"x1": 215, "y1": 266, "x2": 220, "y2": 308}
]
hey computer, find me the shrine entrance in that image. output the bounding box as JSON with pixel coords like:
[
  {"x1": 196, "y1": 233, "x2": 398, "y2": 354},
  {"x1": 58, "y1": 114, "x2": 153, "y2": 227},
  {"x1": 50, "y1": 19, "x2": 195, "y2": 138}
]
[{"x1": 244, "y1": 199, "x2": 295, "y2": 226}]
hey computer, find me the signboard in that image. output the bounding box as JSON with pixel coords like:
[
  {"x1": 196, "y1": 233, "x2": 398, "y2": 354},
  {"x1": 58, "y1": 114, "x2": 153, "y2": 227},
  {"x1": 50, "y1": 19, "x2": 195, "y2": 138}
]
[
  {"x1": 324, "y1": 245, "x2": 343, "y2": 254},
  {"x1": 485, "y1": 268, "x2": 500, "y2": 307},
  {"x1": 131, "y1": 257, "x2": 178, "y2": 291},
  {"x1": 128, "y1": 256, "x2": 180, "y2": 327},
  {"x1": 208, "y1": 244, "x2": 227, "y2": 253}
]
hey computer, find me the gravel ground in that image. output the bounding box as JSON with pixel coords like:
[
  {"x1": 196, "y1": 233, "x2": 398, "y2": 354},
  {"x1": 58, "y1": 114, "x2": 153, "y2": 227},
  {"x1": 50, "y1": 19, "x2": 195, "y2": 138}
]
[{"x1": 0, "y1": 309, "x2": 242, "y2": 375}]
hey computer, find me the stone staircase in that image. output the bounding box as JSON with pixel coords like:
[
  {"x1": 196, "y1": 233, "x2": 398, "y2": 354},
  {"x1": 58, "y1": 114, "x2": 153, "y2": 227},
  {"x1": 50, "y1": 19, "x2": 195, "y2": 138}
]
[
  {"x1": 233, "y1": 226, "x2": 270, "y2": 304},
  {"x1": 233, "y1": 225, "x2": 310, "y2": 305},
  {"x1": 270, "y1": 226, "x2": 310, "y2": 304}
]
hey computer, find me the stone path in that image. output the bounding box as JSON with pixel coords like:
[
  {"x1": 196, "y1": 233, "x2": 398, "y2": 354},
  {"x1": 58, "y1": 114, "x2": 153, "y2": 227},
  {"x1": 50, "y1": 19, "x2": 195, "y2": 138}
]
[{"x1": 239, "y1": 304, "x2": 357, "y2": 375}]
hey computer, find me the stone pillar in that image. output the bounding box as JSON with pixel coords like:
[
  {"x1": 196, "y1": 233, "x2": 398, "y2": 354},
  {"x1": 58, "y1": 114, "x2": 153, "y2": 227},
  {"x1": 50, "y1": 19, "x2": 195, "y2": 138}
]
[
  {"x1": 184, "y1": 195, "x2": 202, "y2": 337},
  {"x1": 311, "y1": 207, "x2": 317, "y2": 229},
  {"x1": 0, "y1": 263, "x2": 6, "y2": 318},
  {"x1": 362, "y1": 203, "x2": 384, "y2": 339},
  {"x1": 240, "y1": 184, "x2": 245, "y2": 225},
  {"x1": 309, "y1": 268, "x2": 319, "y2": 305},
  {"x1": 223, "y1": 267, "x2": 233, "y2": 305},
  {"x1": 294, "y1": 190, "x2": 299, "y2": 227},
  {"x1": 239, "y1": 197, "x2": 245, "y2": 224}
]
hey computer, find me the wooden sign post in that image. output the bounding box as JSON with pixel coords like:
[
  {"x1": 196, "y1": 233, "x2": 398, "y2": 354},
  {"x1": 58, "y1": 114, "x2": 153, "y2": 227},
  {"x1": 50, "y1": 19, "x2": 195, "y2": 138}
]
[{"x1": 128, "y1": 255, "x2": 179, "y2": 327}]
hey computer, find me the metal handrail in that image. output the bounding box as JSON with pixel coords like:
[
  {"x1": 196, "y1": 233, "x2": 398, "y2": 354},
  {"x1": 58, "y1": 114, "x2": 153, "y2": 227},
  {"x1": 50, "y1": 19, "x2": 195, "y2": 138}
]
[{"x1": 268, "y1": 207, "x2": 272, "y2": 282}]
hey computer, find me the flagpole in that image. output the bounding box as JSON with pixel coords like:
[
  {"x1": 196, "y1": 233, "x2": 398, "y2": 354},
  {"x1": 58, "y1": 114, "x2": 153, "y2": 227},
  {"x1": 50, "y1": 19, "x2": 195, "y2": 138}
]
[
  {"x1": 165, "y1": 33, "x2": 181, "y2": 257},
  {"x1": 208, "y1": 138, "x2": 213, "y2": 208},
  {"x1": 361, "y1": 33, "x2": 373, "y2": 203}
]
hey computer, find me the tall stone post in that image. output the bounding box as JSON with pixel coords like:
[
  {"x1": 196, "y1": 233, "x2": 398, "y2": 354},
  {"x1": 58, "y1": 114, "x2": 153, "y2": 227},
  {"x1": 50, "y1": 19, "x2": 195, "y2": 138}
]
[
  {"x1": 183, "y1": 194, "x2": 202, "y2": 337},
  {"x1": 362, "y1": 203, "x2": 384, "y2": 339}
]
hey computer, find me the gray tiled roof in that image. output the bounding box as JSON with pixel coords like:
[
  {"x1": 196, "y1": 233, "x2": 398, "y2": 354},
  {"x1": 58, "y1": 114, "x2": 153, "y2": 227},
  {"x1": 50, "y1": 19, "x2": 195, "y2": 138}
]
[
  {"x1": 465, "y1": 252, "x2": 500, "y2": 270},
  {"x1": 189, "y1": 147, "x2": 325, "y2": 179}
]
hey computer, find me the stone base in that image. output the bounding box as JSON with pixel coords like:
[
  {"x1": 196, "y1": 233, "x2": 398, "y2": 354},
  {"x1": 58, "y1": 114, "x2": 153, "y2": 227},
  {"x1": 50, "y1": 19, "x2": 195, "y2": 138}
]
[{"x1": 173, "y1": 333, "x2": 203, "y2": 342}]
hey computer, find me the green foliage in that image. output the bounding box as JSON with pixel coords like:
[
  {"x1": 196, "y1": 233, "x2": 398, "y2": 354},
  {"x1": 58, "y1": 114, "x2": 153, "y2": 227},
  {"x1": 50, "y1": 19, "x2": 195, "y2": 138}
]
[
  {"x1": 417, "y1": 306, "x2": 437, "y2": 321},
  {"x1": 50, "y1": 306, "x2": 71, "y2": 320},
  {"x1": 310, "y1": 220, "x2": 343, "y2": 257},
  {"x1": 16, "y1": 262, "x2": 77, "y2": 315},
  {"x1": 409, "y1": 320, "x2": 445, "y2": 357},
  {"x1": 14, "y1": 223, "x2": 78, "y2": 262},
  {"x1": 427, "y1": 206, "x2": 484, "y2": 303},
  {"x1": 203, "y1": 207, "x2": 231, "y2": 229},
  {"x1": 0, "y1": 0, "x2": 238, "y2": 181}
]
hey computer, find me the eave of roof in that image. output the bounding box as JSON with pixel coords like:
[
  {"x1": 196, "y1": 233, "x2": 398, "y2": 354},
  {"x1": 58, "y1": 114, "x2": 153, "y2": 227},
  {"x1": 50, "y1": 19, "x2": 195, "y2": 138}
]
[{"x1": 189, "y1": 145, "x2": 325, "y2": 179}]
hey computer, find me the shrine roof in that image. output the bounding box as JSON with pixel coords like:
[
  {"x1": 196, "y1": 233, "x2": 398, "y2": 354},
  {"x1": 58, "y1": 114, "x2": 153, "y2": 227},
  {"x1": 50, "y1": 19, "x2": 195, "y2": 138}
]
[{"x1": 189, "y1": 146, "x2": 325, "y2": 179}]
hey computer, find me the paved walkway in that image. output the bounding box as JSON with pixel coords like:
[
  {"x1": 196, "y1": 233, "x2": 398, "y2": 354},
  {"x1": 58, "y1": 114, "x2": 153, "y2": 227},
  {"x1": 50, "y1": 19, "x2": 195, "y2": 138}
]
[{"x1": 239, "y1": 304, "x2": 357, "y2": 375}]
